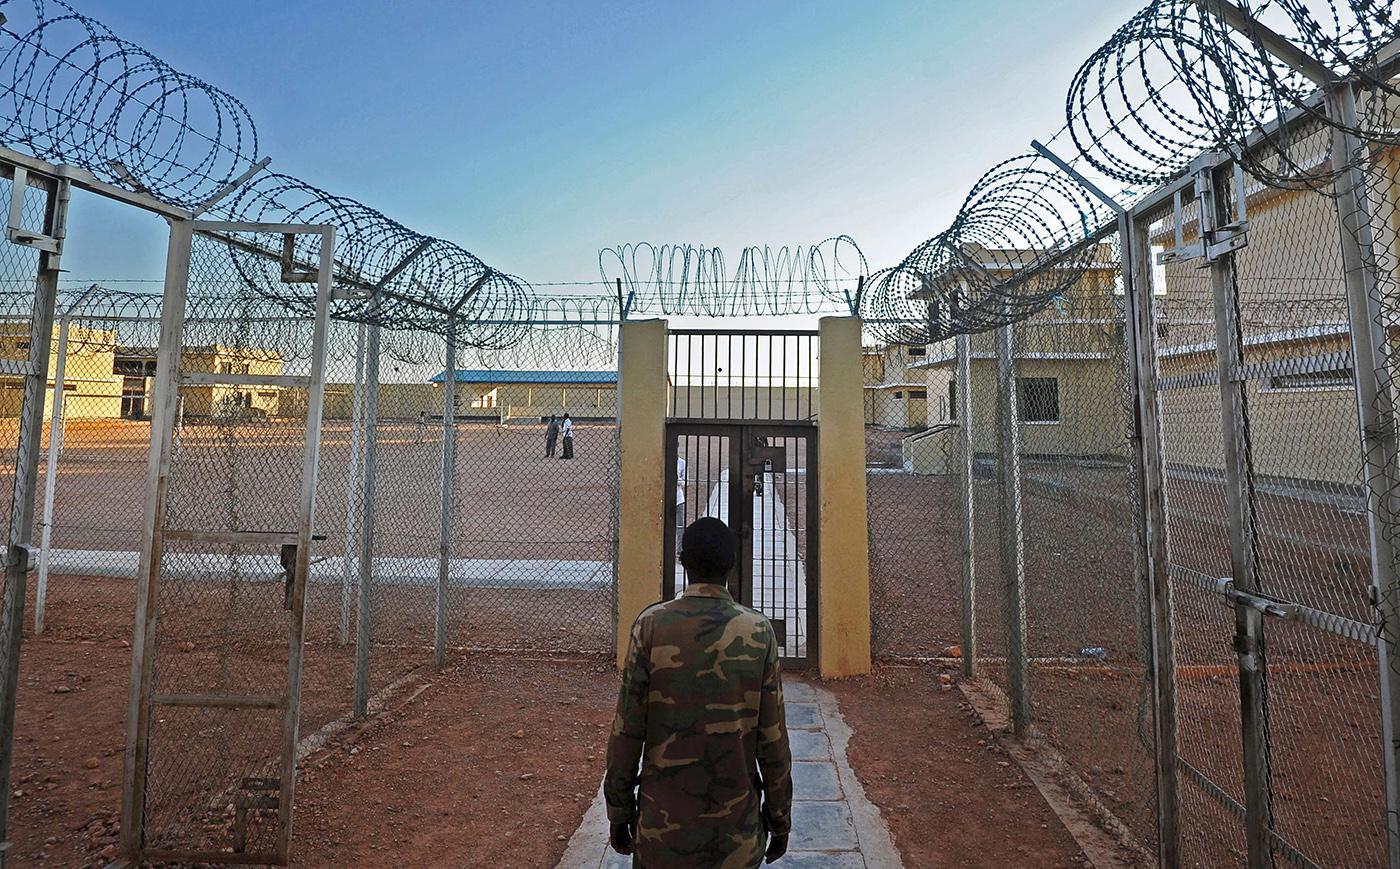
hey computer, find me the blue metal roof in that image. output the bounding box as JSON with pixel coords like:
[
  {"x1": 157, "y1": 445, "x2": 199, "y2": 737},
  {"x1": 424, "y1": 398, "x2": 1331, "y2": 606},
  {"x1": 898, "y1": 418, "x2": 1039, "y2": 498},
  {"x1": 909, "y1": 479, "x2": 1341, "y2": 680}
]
[{"x1": 430, "y1": 369, "x2": 619, "y2": 385}]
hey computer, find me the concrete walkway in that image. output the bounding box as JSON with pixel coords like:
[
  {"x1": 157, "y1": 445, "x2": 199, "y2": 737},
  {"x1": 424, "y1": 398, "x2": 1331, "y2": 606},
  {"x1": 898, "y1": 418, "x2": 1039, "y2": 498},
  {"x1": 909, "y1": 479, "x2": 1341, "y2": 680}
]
[
  {"x1": 703, "y1": 469, "x2": 809, "y2": 659},
  {"x1": 556, "y1": 679, "x2": 902, "y2": 869}
]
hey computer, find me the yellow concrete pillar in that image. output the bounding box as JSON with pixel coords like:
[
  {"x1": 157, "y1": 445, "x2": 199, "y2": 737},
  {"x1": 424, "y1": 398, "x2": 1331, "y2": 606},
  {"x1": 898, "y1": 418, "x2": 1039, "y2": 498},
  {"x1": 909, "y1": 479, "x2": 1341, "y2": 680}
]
[
  {"x1": 616, "y1": 319, "x2": 669, "y2": 667},
  {"x1": 818, "y1": 316, "x2": 872, "y2": 677}
]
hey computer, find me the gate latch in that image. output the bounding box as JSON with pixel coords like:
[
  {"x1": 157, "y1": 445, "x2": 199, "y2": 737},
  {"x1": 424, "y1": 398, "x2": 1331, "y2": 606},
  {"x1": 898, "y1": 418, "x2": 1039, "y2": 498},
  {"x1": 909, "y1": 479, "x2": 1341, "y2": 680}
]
[{"x1": 1212, "y1": 577, "x2": 1296, "y2": 620}]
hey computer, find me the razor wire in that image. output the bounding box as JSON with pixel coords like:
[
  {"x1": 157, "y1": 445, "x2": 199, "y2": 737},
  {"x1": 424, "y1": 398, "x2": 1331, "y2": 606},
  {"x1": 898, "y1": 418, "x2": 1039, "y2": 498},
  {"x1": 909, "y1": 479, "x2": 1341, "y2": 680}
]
[
  {"x1": 865, "y1": 0, "x2": 1400, "y2": 346},
  {"x1": 0, "y1": 0, "x2": 532, "y2": 344},
  {"x1": 598, "y1": 235, "x2": 866, "y2": 317},
  {"x1": 1, "y1": 283, "x2": 620, "y2": 371}
]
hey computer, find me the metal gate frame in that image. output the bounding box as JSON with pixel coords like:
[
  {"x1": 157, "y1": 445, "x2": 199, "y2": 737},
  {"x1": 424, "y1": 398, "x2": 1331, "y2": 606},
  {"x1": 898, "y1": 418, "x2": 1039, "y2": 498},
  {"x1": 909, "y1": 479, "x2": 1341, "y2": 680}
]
[
  {"x1": 0, "y1": 161, "x2": 70, "y2": 866},
  {"x1": 663, "y1": 421, "x2": 819, "y2": 668},
  {"x1": 121, "y1": 220, "x2": 335, "y2": 865}
]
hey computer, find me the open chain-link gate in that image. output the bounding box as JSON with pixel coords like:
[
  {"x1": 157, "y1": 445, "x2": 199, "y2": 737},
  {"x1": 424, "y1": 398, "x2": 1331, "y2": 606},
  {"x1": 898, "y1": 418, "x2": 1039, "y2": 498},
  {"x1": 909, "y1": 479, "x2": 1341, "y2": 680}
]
[{"x1": 122, "y1": 220, "x2": 335, "y2": 864}]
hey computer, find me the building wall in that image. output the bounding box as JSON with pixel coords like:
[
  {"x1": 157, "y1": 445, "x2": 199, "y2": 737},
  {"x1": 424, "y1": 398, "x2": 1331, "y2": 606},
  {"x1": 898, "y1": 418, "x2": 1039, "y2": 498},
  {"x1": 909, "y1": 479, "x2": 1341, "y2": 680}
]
[
  {"x1": 1157, "y1": 335, "x2": 1361, "y2": 486},
  {"x1": 0, "y1": 324, "x2": 123, "y2": 419},
  {"x1": 313, "y1": 381, "x2": 621, "y2": 421},
  {"x1": 903, "y1": 357, "x2": 1128, "y2": 474}
]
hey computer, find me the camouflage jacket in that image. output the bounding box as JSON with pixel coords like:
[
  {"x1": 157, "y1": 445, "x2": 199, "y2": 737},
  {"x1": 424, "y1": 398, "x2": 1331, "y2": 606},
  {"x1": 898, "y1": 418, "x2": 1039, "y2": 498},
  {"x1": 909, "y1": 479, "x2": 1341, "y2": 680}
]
[{"x1": 604, "y1": 583, "x2": 792, "y2": 869}]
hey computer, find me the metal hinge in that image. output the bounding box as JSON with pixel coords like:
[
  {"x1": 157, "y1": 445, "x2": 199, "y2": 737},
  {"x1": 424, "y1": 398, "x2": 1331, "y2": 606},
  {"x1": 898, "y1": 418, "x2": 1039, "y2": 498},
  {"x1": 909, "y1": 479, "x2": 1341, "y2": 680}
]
[
  {"x1": 5, "y1": 167, "x2": 62, "y2": 254},
  {"x1": 1158, "y1": 154, "x2": 1249, "y2": 266}
]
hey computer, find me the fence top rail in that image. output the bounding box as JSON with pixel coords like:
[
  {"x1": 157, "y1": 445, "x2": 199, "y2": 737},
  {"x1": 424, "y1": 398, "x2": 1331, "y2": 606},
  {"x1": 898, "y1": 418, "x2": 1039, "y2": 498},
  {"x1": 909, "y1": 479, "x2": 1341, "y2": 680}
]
[{"x1": 668, "y1": 328, "x2": 821, "y2": 337}]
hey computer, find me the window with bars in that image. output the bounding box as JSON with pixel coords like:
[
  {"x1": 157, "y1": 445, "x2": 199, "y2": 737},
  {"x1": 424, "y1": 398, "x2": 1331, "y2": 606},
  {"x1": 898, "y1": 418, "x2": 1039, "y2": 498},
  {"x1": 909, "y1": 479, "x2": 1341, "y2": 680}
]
[
  {"x1": 1019, "y1": 376, "x2": 1061, "y2": 423},
  {"x1": 948, "y1": 380, "x2": 957, "y2": 421}
]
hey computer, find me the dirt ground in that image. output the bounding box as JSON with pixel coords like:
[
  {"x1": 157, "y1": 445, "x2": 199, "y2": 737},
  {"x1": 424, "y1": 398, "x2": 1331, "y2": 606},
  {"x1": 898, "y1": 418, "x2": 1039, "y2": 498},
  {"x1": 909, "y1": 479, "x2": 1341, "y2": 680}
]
[
  {"x1": 289, "y1": 654, "x2": 617, "y2": 869},
  {"x1": 828, "y1": 665, "x2": 1093, "y2": 869}
]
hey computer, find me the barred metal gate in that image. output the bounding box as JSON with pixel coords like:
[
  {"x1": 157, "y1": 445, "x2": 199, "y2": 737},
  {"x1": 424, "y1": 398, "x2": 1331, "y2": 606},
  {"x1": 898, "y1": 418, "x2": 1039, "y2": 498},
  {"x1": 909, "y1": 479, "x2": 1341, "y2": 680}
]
[
  {"x1": 122, "y1": 221, "x2": 335, "y2": 864},
  {"x1": 663, "y1": 328, "x2": 821, "y2": 668},
  {"x1": 663, "y1": 424, "x2": 818, "y2": 667}
]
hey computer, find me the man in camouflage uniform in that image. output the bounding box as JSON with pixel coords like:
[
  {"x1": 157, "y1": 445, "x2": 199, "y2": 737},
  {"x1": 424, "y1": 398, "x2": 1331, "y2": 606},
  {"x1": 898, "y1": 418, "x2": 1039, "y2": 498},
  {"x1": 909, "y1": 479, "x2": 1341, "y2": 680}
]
[{"x1": 604, "y1": 517, "x2": 792, "y2": 867}]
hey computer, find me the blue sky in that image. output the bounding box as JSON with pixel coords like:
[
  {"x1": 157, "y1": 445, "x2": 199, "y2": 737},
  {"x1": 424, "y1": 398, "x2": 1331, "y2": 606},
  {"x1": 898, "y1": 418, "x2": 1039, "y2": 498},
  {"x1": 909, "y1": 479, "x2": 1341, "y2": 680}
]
[{"x1": 60, "y1": 0, "x2": 1141, "y2": 291}]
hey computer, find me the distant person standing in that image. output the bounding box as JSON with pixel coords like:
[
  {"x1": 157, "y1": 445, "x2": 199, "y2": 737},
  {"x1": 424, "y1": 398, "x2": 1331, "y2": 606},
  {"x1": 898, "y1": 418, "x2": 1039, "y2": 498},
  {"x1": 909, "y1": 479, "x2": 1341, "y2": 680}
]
[
  {"x1": 545, "y1": 414, "x2": 560, "y2": 458},
  {"x1": 560, "y1": 413, "x2": 574, "y2": 459},
  {"x1": 675, "y1": 455, "x2": 687, "y2": 560}
]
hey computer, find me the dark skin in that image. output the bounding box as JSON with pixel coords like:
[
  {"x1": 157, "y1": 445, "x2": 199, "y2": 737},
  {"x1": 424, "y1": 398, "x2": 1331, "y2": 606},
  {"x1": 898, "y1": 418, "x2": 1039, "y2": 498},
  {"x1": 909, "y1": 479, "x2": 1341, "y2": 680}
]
[{"x1": 610, "y1": 821, "x2": 788, "y2": 864}]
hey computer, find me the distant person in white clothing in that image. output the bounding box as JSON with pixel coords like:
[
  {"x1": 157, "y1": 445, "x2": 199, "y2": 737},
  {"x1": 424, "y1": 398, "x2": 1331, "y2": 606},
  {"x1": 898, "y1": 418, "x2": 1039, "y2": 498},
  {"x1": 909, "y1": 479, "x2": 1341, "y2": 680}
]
[
  {"x1": 675, "y1": 455, "x2": 687, "y2": 558},
  {"x1": 560, "y1": 414, "x2": 574, "y2": 459}
]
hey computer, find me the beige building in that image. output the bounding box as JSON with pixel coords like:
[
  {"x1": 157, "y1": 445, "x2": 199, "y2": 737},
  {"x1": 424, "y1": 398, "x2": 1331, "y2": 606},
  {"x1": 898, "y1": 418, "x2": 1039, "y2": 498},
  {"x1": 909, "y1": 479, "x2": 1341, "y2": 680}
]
[
  {"x1": 0, "y1": 322, "x2": 123, "y2": 418},
  {"x1": 1150, "y1": 179, "x2": 1363, "y2": 487},
  {"x1": 870, "y1": 247, "x2": 1127, "y2": 474},
  {"x1": 864, "y1": 344, "x2": 929, "y2": 429},
  {"x1": 430, "y1": 369, "x2": 619, "y2": 422}
]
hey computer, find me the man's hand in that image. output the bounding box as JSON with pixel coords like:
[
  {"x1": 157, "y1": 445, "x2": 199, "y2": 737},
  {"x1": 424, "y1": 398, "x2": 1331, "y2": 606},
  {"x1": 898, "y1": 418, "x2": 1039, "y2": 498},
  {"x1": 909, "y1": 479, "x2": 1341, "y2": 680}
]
[
  {"x1": 765, "y1": 833, "x2": 788, "y2": 863},
  {"x1": 609, "y1": 819, "x2": 635, "y2": 855}
]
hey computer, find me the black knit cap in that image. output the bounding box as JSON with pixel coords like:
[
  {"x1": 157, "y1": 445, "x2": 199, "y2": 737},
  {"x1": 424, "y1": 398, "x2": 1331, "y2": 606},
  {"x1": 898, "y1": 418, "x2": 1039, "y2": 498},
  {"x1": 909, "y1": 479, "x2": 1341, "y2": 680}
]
[{"x1": 680, "y1": 517, "x2": 736, "y2": 581}]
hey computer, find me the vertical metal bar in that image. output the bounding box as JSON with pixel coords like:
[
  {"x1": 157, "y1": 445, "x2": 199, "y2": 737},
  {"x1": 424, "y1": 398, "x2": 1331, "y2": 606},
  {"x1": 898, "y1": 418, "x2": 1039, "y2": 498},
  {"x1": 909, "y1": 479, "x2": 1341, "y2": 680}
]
[
  {"x1": 727, "y1": 334, "x2": 734, "y2": 419},
  {"x1": 805, "y1": 430, "x2": 819, "y2": 665},
  {"x1": 354, "y1": 317, "x2": 383, "y2": 718},
  {"x1": 1205, "y1": 161, "x2": 1272, "y2": 869},
  {"x1": 340, "y1": 321, "x2": 366, "y2": 645},
  {"x1": 435, "y1": 321, "x2": 457, "y2": 669},
  {"x1": 956, "y1": 331, "x2": 977, "y2": 680},
  {"x1": 33, "y1": 311, "x2": 73, "y2": 635},
  {"x1": 1122, "y1": 211, "x2": 1181, "y2": 865},
  {"x1": 767, "y1": 334, "x2": 774, "y2": 419},
  {"x1": 995, "y1": 320, "x2": 1030, "y2": 736},
  {"x1": 0, "y1": 175, "x2": 66, "y2": 864},
  {"x1": 277, "y1": 225, "x2": 336, "y2": 861},
  {"x1": 120, "y1": 214, "x2": 191, "y2": 859},
  {"x1": 1328, "y1": 81, "x2": 1400, "y2": 869},
  {"x1": 664, "y1": 429, "x2": 679, "y2": 598}
]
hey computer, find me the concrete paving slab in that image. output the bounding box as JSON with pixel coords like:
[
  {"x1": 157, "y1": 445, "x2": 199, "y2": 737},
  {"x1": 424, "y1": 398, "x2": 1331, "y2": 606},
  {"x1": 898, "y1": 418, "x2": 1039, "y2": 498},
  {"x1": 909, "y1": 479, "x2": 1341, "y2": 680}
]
[
  {"x1": 784, "y1": 681, "x2": 818, "y2": 703},
  {"x1": 790, "y1": 801, "x2": 859, "y2": 852},
  {"x1": 793, "y1": 760, "x2": 843, "y2": 801},
  {"x1": 790, "y1": 728, "x2": 833, "y2": 761},
  {"x1": 785, "y1": 701, "x2": 822, "y2": 729},
  {"x1": 775, "y1": 851, "x2": 869, "y2": 868}
]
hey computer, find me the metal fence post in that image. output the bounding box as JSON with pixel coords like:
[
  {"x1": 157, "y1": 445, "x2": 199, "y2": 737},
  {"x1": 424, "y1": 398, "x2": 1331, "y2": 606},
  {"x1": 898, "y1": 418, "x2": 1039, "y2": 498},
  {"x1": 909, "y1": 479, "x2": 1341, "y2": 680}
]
[
  {"x1": 1202, "y1": 158, "x2": 1273, "y2": 869},
  {"x1": 436, "y1": 320, "x2": 458, "y2": 669},
  {"x1": 34, "y1": 283, "x2": 99, "y2": 636},
  {"x1": 1327, "y1": 80, "x2": 1400, "y2": 869},
  {"x1": 341, "y1": 321, "x2": 367, "y2": 645},
  {"x1": 354, "y1": 319, "x2": 382, "y2": 718},
  {"x1": 1121, "y1": 211, "x2": 1182, "y2": 865},
  {"x1": 120, "y1": 214, "x2": 191, "y2": 859},
  {"x1": 995, "y1": 320, "x2": 1030, "y2": 735},
  {"x1": 957, "y1": 330, "x2": 977, "y2": 680},
  {"x1": 35, "y1": 311, "x2": 72, "y2": 635},
  {"x1": 0, "y1": 173, "x2": 68, "y2": 864}
]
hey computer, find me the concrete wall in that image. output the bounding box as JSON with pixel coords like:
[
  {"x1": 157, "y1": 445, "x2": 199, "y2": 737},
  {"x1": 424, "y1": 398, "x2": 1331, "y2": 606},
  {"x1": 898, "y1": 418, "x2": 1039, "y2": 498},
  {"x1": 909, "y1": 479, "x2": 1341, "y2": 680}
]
[
  {"x1": 615, "y1": 320, "x2": 669, "y2": 667},
  {"x1": 818, "y1": 317, "x2": 872, "y2": 678}
]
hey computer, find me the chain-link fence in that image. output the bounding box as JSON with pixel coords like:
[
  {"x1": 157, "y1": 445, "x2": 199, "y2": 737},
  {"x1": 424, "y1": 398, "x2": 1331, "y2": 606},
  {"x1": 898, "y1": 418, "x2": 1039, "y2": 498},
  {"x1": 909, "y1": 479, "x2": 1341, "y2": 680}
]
[{"x1": 865, "y1": 87, "x2": 1400, "y2": 867}]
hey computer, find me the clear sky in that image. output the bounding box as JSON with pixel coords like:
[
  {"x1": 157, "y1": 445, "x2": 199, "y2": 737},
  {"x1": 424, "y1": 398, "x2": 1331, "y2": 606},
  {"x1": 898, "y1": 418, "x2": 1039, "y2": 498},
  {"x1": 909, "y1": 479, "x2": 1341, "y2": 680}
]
[{"x1": 59, "y1": 0, "x2": 1143, "y2": 292}]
